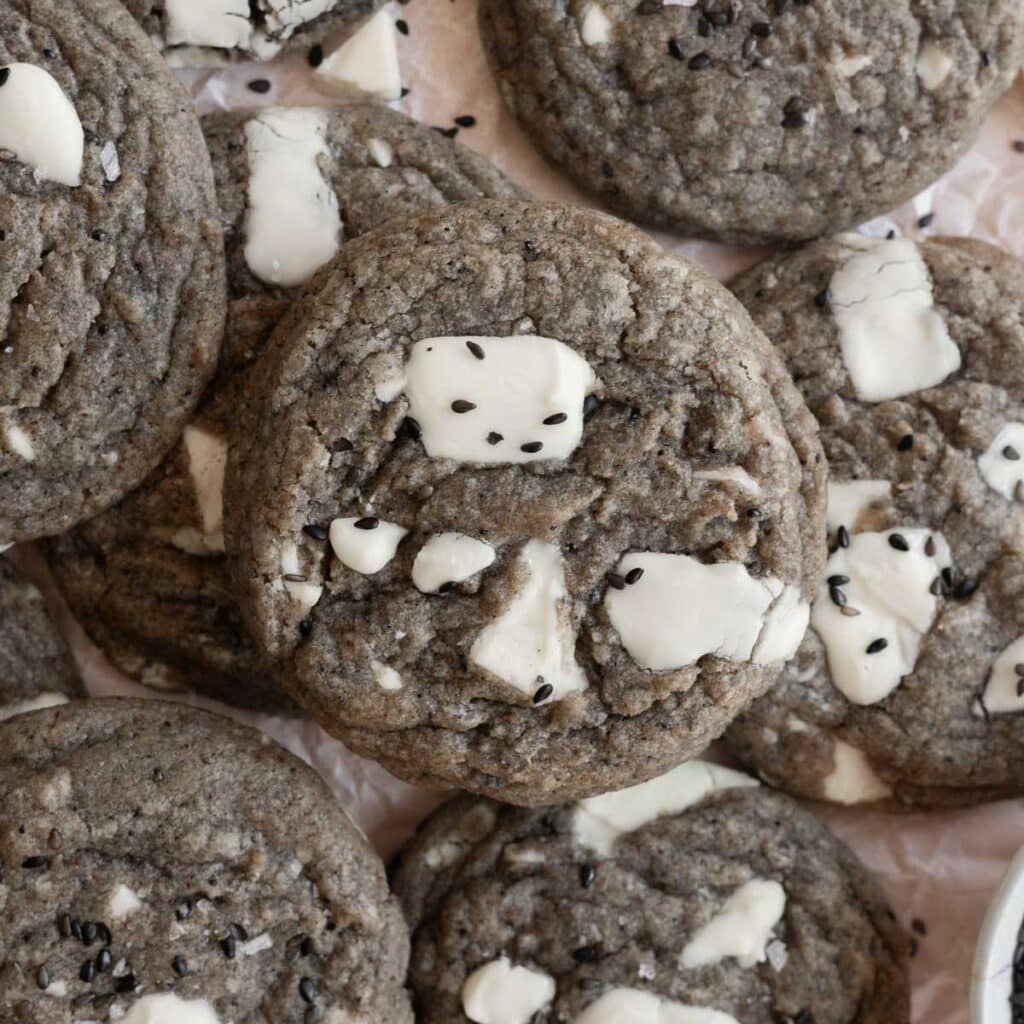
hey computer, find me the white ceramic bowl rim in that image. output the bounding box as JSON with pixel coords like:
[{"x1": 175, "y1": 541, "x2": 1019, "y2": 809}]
[{"x1": 972, "y1": 846, "x2": 1024, "y2": 1024}]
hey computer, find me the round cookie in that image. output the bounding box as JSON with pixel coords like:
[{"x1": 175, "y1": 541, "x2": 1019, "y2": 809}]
[
  {"x1": 478, "y1": 0, "x2": 1024, "y2": 243},
  {"x1": 0, "y1": 1, "x2": 225, "y2": 543},
  {"x1": 0, "y1": 699, "x2": 412, "y2": 1024},
  {"x1": 122, "y1": 0, "x2": 382, "y2": 65},
  {"x1": 225, "y1": 198, "x2": 826, "y2": 804},
  {"x1": 391, "y1": 760, "x2": 910, "y2": 1024},
  {"x1": 725, "y1": 235, "x2": 1024, "y2": 808},
  {"x1": 49, "y1": 105, "x2": 523, "y2": 712},
  {"x1": 0, "y1": 556, "x2": 82, "y2": 719}
]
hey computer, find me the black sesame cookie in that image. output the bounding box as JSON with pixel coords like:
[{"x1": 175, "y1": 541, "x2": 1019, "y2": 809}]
[
  {"x1": 49, "y1": 106, "x2": 522, "y2": 712},
  {"x1": 0, "y1": 0, "x2": 225, "y2": 543},
  {"x1": 725, "y1": 235, "x2": 1024, "y2": 808},
  {"x1": 0, "y1": 699, "x2": 413, "y2": 1024},
  {"x1": 225, "y1": 198, "x2": 827, "y2": 804},
  {"x1": 0, "y1": 556, "x2": 82, "y2": 719},
  {"x1": 391, "y1": 761, "x2": 910, "y2": 1024},
  {"x1": 478, "y1": 0, "x2": 1024, "y2": 243},
  {"x1": 123, "y1": 0, "x2": 382, "y2": 66}
]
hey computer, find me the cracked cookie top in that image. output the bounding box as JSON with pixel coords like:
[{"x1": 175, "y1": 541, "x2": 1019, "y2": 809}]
[
  {"x1": 225, "y1": 199, "x2": 825, "y2": 804},
  {"x1": 726, "y1": 236, "x2": 1024, "y2": 808},
  {"x1": 478, "y1": 0, "x2": 1024, "y2": 243},
  {"x1": 0, "y1": 0, "x2": 225, "y2": 542}
]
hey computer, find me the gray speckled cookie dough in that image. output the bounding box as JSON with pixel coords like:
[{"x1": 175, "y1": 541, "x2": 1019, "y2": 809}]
[
  {"x1": 49, "y1": 105, "x2": 522, "y2": 713},
  {"x1": 0, "y1": 556, "x2": 82, "y2": 717},
  {"x1": 225, "y1": 198, "x2": 826, "y2": 805},
  {"x1": 478, "y1": 0, "x2": 1024, "y2": 243},
  {"x1": 0, "y1": 0, "x2": 225, "y2": 543},
  {"x1": 0, "y1": 699, "x2": 412, "y2": 1024},
  {"x1": 122, "y1": 0, "x2": 382, "y2": 66},
  {"x1": 391, "y1": 761, "x2": 909, "y2": 1024},
  {"x1": 725, "y1": 235, "x2": 1024, "y2": 809}
]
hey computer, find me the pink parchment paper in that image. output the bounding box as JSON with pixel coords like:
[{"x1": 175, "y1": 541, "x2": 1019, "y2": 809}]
[{"x1": 15, "y1": 4, "x2": 1024, "y2": 1021}]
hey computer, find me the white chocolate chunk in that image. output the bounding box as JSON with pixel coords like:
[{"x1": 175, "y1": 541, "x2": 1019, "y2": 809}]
[
  {"x1": 367, "y1": 137, "x2": 394, "y2": 168},
  {"x1": 827, "y1": 479, "x2": 892, "y2": 533},
  {"x1": 829, "y1": 238, "x2": 961, "y2": 402},
  {"x1": 470, "y1": 540, "x2": 586, "y2": 701},
  {"x1": 4, "y1": 422, "x2": 35, "y2": 462},
  {"x1": 581, "y1": 4, "x2": 613, "y2": 45},
  {"x1": 403, "y1": 335, "x2": 595, "y2": 465},
  {"x1": 279, "y1": 540, "x2": 323, "y2": 612},
  {"x1": 120, "y1": 993, "x2": 221, "y2": 1024},
  {"x1": 0, "y1": 692, "x2": 69, "y2": 722},
  {"x1": 108, "y1": 884, "x2": 143, "y2": 920},
  {"x1": 260, "y1": 0, "x2": 336, "y2": 37},
  {"x1": 979, "y1": 636, "x2": 1024, "y2": 715},
  {"x1": 812, "y1": 529, "x2": 950, "y2": 705},
  {"x1": 164, "y1": 0, "x2": 252, "y2": 48},
  {"x1": 573, "y1": 761, "x2": 758, "y2": 856},
  {"x1": 604, "y1": 553, "x2": 797, "y2": 671},
  {"x1": 244, "y1": 108, "x2": 342, "y2": 288},
  {"x1": 752, "y1": 585, "x2": 810, "y2": 666},
  {"x1": 182, "y1": 426, "x2": 227, "y2": 552},
  {"x1": 461, "y1": 958, "x2": 556, "y2": 1024},
  {"x1": 315, "y1": 10, "x2": 402, "y2": 101},
  {"x1": 680, "y1": 879, "x2": 786, "y2": 969},
  {"x1": 0, "y1": 63, "x2": 84, "y2": 186},
  {"x1": 916, "y1": 42, "x2": 954, "y2": 91},
  {"x1": 692, "y1": 466, "x2": 762, "y2": 496},
  {"x1": 823, "y1": 739, "x2": 892, "y2": 804},
  {"x1": 371, "y1": 660, "x2": 403, "y2": 691},
  {"x1": 574, "y1": 988, "x2": 740, "y2": 1024},
  {"x1": 833, "y1": 53, "x2": 872, "y2": 78},
  {"x1": 412, "y1": 533, "x2": 496, "y2": 593},
  {"x1": 329, "y1": 517, "x2": 408, "y2": 575},
  {"x1": 978, "y1": 423, "x2": 1024, "y2": 501}
]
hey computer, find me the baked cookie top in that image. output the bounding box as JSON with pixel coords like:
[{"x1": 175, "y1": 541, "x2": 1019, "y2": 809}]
[
  {"x1": 479, "y1": 0, "x2": 1024, "y2": 243},
  {"x1": 0, "y1": 556, "x2": 82, "y2": 718},
  {"x1": 392, "y1": 761, "x2": 909, "y2": 1024},
  {"x1": 726, "y1": 235, "x2": 1024, "y2": 808},
  {"x1": 225, "y1": 198, "x2": 826, "y2": 804},
  {"x1": 50, "y1": 105, "x2": 522, "y2": 713},
  {"x1": 0, "y1": 699, "x2": 412, "y2": 1024},
  {"x1": 0, "y1": 0, "x2": 225, "y2": 543}
]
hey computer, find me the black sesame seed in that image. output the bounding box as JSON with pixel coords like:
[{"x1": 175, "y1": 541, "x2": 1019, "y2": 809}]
[
  {"x1": 59, "y1": 913, "x2": 73, "y2": 939},
  {"x1": 573, "y1": 945, "x2": 600, "y2": 963},
  {"x1": 688, "y1": 52, "x2": 712, "y2": 70},
  {"x1": 354, "y1": 517, "x2": 379, "y2": 530},
  {"x1": 751, "y1": 21, "x2": 773, "y2": 37},
  {"x1": 247, "y1": 78, "x2": 272, "y2": 94},
  {"x1": 543, "y1": 413, "x2": 568, "y2": 425},
  {"x1": 837, "y1": 525, "x2": 850, "y2": 548},
  {"x1": 1014, "y1": 140, "x2": 1024, "y2": 154},
  {"x1": 434, "y1": 126, "x2": 459, "y2": 139},
  {"x1": 303, "y1": 524, "x2": 329, "y2": 541},
  {"x1": 396, "y1": 18, "x2": 409, "y2": 34},
  {"x1": 782, "y1": 109, "x2": 808, "y2": 129},
  {"x1": 897, "y1": 434, "x2": 914, "y2": 451},
  {"x1": 929, "y1": 577, "x2": 944, "y2": 597},
  {"x1": 866, "y1": 638, "x2": 889, "y2": 654},
  {"x1": 829, "y1": 586, "x2": 847, "y2": 608},
  {"x1": 466, "y1": 340, "x2": 485, "y2": 360},
  {"x1": 0, "y1": 68, "x2": 10, "y2": 87},
  {"x1": 229, "y1": 922, "x2": 249, "y2": 941},
  {"x1": 96, "y1": 923, "x2": 111, "y2": 947},
  {"x1": 533, "y1": 683, "x2": 554, "y2": 704},
  {"x1": 451, "y1": 400, "x2": 476, "y2": 414},
  {"x1": 1017, "y1": 676, "x2": 1024, "y2": 699},
  {"x1": 888, "y1": 533, "x2": 910, "y2": 551},
  {"x1": 438, "y1": 581, "x2": 458, "y2": 595},
  {"x1": 924, "y1": 536, "x2": 936, "y2": 557},
  {"x1": 912, "y1": 917, "x2": 927, "y2": 936},
  {"x1": 521, "y1": 441, "x2": 543, "y2": 454},
  {"x1": 625, "y1": 567, "x2": 644, "y2": 585},
  {"x1": 96, "y1": 949, "x2": 112, "y2": 973},
  {"x1": 486, "y1": 432, "x2": 503, "y2": 446},
  {"x1": 70, "y1": 919, "x2": 83, "y2": 942},
  {"x1": 583, "y1": 395, "x2": 600, "y2": 421},
  {"x1": 607, "y1": 573, "x2": 626, "y2": 591},
  {"x1": 454, "y1": 115, "x2": 476, "y2": 128},
  {"x1": 1004, "y1": 445, "x2": 1021, "y2": 461},
  {"x1": 827, "y1": 574, "x2": 850, "y2": 587},
  {"x1": 954, "y1": 577, "x2": 979, "y2": 600},
  {"x1": 917, "y1": 212, "x2": 935, "y2": 229},
  {"x1": 401, "y1": 417, "x2": 422, "y2": 441},
  {"x1": 299, "y1": 977, "x2": 317, "y2": 1003},
  {"x1": 941, "y1": 566, "x2": 955, "y2": 587},
  {"x1": 22, "y1": 855, "x2": 49, "y2": 869},
  {"x1": 579, "y1": 863, "x2": 596, "y2": 888},
  {"x1": 221, "y1": 935, "x2": 238, "y2": 959},
  {"x1": 813, "y1": 288, "x2": 831, "y2": 309},
  {"x1": 36, "y1": 965, "x2": 50, "y2": 989},
  {"x1": 172, "y1": 955, "x2": 188, "y2": 977},
  {"x1": 283, "y1": 573, "x2": 308, "y2": 583},
  {"x1": 308, "y1": 44, "x2": 324, "y2": 67},
  {"x1": 81, "y1": 921, "x2": 97, "y2": 945},
  {"x1": 1015, "y1": 663, "x2": 1024, "y2": 677},
  {"x1": 80, "y1": 959, "x2": 96, "y2": 983},
  {"x1": 115, "y1": 973, "x2": 138, "y2": 994},
  {"x1": 300, "y1": 935, "x2": 315, "y2": 957},
  {"x1": 747, "y1": 507, "x2": 762, "y2": 519},
  {"x1": 299, "y1": 618, "x2": 313, "y2": 637},
  {"x1": 668, "y1": 38, "x2": 685, "y2": 60}
]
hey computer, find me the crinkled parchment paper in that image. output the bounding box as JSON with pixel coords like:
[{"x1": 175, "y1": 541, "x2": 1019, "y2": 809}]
[{"x1": 16, "y1": 4, "x2": 1024, "y2": 1021}]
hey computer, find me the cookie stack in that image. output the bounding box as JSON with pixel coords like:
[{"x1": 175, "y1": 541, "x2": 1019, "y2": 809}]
[{"x1": 2, "y1": 0, "x2": 1023, "y2": 1021}]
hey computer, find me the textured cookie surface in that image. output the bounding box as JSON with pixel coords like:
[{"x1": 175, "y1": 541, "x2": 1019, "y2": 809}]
[
  {"x1": 50, "y1": 105, "x2": 521, "y2": 712},
  {"x1": 392, "y1": 763, "x2": 909, "y2": 1024},
  {"x1": 122, "y1": 0, "x2": 382, "y2": 64},
  {"x1": 0, "y1": 557, "x2": 81, "y2": 716},
  {"x1": 726, "y1": 236, "x2": 1024, "y2": 808},
  {"x1": 479, "y1": 0, "x2": 1024, "y2": 243},
  {"x1": 226, "y1": 198, "x2": 826, "y2": 804},
  {"x1": 0, "y1": 699, "x2": 412, "y2": 1024},
  {"x1": 0, "y1": 0, "x2": 225, "y2": 543}
]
